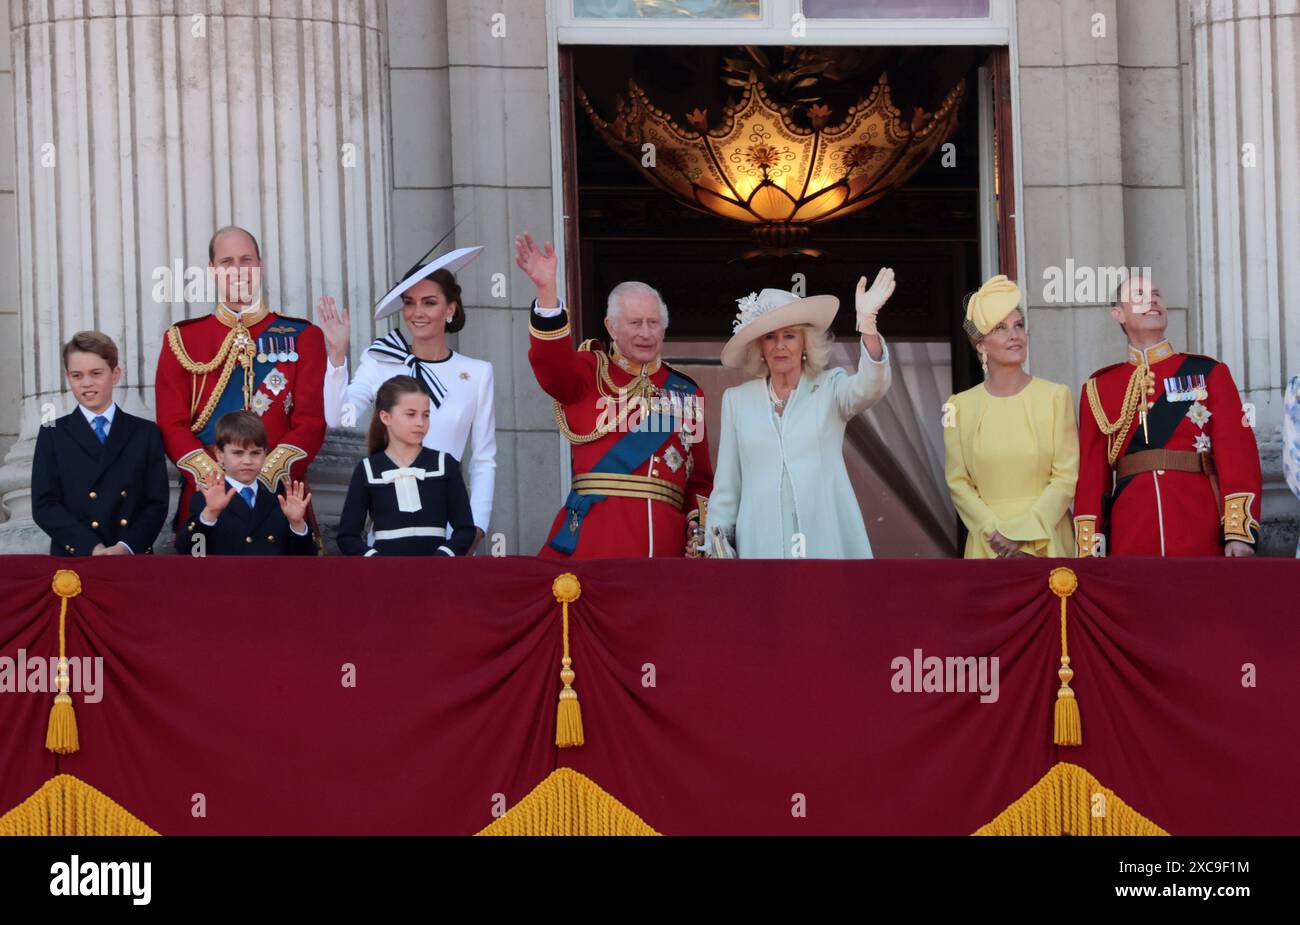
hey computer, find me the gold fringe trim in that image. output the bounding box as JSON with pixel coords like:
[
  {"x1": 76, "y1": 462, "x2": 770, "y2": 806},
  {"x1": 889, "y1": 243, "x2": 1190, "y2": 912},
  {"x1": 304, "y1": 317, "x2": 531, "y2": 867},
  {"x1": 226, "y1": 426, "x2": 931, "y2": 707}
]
[
  {"x1": 0, "y1": 775, "x2": 158, "y2": 836},
  {"x1": 973, "y1": 762, "x2": 1167, "y2": 835},
  {"x1": 476, "y1": 768, "x2": 658, "y2": 836}
]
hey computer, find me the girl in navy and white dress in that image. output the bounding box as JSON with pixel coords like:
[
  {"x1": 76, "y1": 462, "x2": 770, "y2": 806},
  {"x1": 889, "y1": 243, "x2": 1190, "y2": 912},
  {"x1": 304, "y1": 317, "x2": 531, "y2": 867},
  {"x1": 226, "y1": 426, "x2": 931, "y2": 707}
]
[{"x1": 336, "y1": 375, "x2": 476, "y2": 557}]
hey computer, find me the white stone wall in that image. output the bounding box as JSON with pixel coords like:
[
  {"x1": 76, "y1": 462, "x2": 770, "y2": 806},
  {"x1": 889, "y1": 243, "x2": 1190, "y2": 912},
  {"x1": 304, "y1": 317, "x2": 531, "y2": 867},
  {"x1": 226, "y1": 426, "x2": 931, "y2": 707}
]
[{"x1": 1018, "y1": 0, "x2": 1192, "y2": 387}]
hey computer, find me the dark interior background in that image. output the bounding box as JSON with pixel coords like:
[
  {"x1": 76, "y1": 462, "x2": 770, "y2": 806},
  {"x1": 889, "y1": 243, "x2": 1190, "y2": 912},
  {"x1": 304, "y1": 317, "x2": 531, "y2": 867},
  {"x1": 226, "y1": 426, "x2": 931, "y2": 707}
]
[{"x1": 570, "y1": 44, "x2": 992, "y2": 395}]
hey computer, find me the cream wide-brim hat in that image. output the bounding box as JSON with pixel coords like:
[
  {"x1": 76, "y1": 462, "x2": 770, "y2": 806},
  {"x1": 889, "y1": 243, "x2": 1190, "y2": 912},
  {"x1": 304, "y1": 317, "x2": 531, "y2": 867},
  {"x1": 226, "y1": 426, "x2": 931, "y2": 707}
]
[{"x1": 720, "y1": 288, "x2": 840, "y2": 370}]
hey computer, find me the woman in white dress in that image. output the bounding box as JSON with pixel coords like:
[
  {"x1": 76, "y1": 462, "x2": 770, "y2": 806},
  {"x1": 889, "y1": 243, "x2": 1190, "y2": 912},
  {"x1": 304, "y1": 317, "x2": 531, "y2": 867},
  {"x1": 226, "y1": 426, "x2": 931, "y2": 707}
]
[
  {"x1": 318, "y1": 249, "x2": 496, "y2": 552},
  {"x1": 705, "y1": 271, "x2": 895, "y2": 559}
]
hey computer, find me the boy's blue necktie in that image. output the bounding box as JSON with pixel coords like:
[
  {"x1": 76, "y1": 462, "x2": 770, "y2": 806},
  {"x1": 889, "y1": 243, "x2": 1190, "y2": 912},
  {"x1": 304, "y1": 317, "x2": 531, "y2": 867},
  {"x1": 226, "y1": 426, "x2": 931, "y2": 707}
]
[
  {"x1": 240, "y1": 487, "x2": 255, "y2": 508},
  {"x1": 92, "y1": 415, "x2": 108, "y2": 444}
]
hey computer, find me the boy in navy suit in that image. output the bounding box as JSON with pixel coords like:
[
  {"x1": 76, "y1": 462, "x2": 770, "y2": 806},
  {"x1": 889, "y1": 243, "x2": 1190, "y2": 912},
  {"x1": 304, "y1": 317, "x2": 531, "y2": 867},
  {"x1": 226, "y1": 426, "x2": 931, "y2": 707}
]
[
  {"x1": 183, "y1": 411, "x2": 317, "y2": 556},
  {"x1": 32, "y1": 332, "x2": 170, "y2": 556}
]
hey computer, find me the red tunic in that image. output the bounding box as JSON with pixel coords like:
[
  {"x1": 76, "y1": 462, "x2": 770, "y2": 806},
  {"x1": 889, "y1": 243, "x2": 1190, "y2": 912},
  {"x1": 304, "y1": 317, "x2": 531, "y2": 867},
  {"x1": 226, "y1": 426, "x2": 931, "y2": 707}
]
[
  {"x1": 155, "y1": 303, "x2": 327, "y2": 539},
  {"x1": 528, "y1": 306, "x2": 713, "y2": 559},
  {"x1": 1074, "y1": 340, "x2": 1262, "y2": 556}
]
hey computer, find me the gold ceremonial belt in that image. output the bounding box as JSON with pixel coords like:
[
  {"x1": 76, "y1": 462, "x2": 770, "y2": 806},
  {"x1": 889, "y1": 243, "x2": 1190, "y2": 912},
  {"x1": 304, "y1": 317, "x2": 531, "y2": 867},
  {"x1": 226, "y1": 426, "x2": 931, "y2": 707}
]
[{"x1": 571, "y1": 473, "x2": 685, "y2": 510}]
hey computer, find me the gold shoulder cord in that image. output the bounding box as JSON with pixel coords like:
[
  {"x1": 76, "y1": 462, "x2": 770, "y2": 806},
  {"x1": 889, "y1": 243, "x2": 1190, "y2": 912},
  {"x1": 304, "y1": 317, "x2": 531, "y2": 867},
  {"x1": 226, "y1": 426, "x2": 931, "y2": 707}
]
[
  {"x1": 166, "y1": 323, "x2": 256, "y2": 434},
  {"x1": 1085, "y1": 364, "x2": 1153, "y2": 466},
  {"x1": 553, "y1": 347, "x2": 659, "y2": 446}
]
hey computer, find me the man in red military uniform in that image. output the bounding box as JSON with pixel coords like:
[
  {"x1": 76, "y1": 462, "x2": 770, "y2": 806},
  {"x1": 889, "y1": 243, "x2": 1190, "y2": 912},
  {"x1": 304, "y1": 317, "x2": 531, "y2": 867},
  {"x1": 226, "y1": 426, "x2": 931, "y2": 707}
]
[
  {"x1": 1074, "y1": 275, "x2": 1261, "y2": 557},
  {"x1": 155, "y1": 226, "x2": 327, "y2": 551},
  {"x1": 515, "y1": 232, "x2": 713, "y2": 558}
]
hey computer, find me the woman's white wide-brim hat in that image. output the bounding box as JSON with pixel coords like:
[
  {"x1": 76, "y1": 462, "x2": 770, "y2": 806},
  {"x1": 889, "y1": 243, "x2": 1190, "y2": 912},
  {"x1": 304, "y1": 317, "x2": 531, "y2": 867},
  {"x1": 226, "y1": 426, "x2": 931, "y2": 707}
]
[
  {"x1": 719, "y1": 288, "x2": 840, "y2": 369},
  {"x1": 374, "y1": 245, "x2": 484, "y2": 321}
]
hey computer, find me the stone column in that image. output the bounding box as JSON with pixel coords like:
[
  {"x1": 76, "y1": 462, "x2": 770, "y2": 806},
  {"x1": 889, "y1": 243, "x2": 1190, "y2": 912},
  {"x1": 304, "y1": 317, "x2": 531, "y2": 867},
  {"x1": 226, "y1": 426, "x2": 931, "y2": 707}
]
[
  {"x1": 1189, "y1": 0, "x2": 1300, "y2": 553},
  {"x1": 1014, "y1": 0, "x2": 1133, "y2": 388},
  {"x1": 0, "y1": 0, "x2": 390, "y2": 552}
]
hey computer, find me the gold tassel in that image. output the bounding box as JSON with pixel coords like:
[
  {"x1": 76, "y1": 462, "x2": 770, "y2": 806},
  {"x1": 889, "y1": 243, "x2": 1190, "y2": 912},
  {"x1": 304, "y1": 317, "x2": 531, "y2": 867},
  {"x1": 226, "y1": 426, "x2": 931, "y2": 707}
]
[
  {"x1": 1049, "y1": 567, "x2": 1081, "y2": 746},
  {"x1": 45, "y1": 570, "x2": 83, "y2": 755},
  {"x1": 552, "y1": 573, "x2": 584, "y2": 748}
]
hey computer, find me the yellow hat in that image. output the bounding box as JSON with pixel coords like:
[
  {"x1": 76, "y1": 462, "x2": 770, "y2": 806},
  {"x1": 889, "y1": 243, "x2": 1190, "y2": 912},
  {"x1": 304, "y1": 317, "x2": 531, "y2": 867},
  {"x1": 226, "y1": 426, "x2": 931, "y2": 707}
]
[{"x1": 962, "y1": 275, "x2": 1022, "y2": 341}]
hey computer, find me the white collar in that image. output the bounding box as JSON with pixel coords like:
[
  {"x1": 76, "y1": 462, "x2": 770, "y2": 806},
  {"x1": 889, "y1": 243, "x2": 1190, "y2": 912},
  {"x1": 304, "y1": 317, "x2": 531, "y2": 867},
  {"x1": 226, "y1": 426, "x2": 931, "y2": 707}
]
[
  {"x1": 224, "y1": 476, "x2": 259, "y2": 497},
  {"x1": 78, "y1": 402, "x2": 117, "y2": 426}
]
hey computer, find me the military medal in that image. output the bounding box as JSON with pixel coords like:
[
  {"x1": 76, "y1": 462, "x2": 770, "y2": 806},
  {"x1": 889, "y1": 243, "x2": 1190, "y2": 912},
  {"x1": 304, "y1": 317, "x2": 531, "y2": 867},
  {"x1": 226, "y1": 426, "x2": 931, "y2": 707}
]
[
  {"x1": 288, "y1": 335, "x2": 298, "y2": 363},
  {"x1": 256, "y1": 337, "x2": 268, "y2": 364},
  {"x1": 1165, "y1": 373, "x2": 1207, "y2": 402}
]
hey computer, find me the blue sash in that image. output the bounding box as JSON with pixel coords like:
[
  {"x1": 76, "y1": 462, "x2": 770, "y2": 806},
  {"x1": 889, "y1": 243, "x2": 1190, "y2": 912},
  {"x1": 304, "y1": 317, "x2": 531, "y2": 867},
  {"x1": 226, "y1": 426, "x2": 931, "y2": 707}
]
[{"x1": 548, "y1": 369, "x2": 695, "y2": 556}]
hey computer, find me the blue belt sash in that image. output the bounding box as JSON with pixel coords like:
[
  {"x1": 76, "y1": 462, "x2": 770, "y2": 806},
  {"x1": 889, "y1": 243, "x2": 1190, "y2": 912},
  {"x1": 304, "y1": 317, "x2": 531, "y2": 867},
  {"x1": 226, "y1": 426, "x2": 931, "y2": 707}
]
[{"x1": 548, "y1": 370, "x2": 694, "y2": 556}]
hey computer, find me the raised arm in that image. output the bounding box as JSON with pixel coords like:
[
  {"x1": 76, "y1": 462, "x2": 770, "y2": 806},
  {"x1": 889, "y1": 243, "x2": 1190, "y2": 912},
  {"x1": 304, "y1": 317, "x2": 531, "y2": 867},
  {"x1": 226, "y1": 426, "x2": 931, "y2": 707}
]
[{"x1": 517, "y1": 231, "x2": 590, "y2": 405}]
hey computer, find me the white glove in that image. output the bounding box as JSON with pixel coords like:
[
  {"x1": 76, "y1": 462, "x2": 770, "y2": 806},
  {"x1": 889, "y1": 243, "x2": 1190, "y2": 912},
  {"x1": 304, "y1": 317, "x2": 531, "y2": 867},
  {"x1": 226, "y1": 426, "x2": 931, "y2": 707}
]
[{"x1": 855, "y1": 267, "x2": 895, "y2": 336}]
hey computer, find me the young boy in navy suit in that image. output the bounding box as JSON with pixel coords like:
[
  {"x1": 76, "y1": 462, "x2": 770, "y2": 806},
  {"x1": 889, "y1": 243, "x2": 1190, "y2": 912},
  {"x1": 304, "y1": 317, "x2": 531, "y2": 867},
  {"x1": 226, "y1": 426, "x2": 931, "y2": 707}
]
[
  {"x1": 183, "y1": 411, "x2": 317, "y2": 556},
  {"x1": 32, "y1": 332, "x2": 170, "y2": 556}
]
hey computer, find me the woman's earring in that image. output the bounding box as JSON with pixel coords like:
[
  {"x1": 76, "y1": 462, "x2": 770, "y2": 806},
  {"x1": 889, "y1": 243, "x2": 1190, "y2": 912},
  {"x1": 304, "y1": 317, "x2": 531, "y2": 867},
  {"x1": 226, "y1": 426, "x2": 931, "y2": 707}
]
[{"x1": 979, "y1": 349, "x2": 989, "y2": 379}]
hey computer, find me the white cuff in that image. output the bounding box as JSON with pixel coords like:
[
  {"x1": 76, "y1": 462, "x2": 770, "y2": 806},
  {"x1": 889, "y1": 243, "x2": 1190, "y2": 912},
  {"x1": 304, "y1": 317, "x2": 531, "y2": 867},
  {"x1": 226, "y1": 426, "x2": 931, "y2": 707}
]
[
  {"x1": 531, "y1": 298, "x2": 565, "y2": 318},
  {"x1": 199, "y1": 511, "x2": 217, "y2": 527},
  {"x1": 436, "y1": 544, "x2": 456, "y2": 556},
  {"x1": 364, "y1": 548, "x2": 378, "y2": 557},
  {"x1": 290, "y1": 522, "x2": 309, "y2": 536}
]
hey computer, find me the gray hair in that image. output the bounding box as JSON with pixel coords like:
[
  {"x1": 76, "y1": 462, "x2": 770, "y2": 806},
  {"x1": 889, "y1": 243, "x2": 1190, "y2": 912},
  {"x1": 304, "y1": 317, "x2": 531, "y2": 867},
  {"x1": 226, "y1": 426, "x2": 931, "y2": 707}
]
[
  {"x1": 606, "y1": 280, "x2": 669, "y2": 328},
  {"x1": 742, "y1": 324, "x2": 834, "y2": 380}
]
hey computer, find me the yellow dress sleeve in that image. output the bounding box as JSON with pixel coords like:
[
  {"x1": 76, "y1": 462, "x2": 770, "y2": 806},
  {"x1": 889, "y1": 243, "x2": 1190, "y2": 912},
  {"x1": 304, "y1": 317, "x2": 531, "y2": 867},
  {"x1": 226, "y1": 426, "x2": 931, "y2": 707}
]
[{"x1": 943, "y1": 392, "x2": 999, "y2": 543}]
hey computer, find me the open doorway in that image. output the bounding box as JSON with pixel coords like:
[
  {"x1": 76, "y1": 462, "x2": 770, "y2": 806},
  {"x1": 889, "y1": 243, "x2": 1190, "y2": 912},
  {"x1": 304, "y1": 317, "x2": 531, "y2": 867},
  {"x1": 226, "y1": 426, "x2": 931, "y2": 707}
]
[{"x1": 558, "y1": 44, "x2": 1017, "y2": 556}]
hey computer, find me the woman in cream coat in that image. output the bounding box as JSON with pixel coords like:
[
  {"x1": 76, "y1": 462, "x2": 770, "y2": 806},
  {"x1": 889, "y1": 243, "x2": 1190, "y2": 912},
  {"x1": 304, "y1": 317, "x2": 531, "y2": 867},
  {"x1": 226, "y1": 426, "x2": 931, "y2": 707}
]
[{"x1": 705, "y1": 271, "x2": 895, "y2": 559}]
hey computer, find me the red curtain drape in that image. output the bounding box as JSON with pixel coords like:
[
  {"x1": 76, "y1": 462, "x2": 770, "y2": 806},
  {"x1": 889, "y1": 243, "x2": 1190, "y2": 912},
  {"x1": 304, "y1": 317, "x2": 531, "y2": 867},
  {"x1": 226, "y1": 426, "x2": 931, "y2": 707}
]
[{"x1": 1, "y1": 556, "x2": 1295, "y2": 834}]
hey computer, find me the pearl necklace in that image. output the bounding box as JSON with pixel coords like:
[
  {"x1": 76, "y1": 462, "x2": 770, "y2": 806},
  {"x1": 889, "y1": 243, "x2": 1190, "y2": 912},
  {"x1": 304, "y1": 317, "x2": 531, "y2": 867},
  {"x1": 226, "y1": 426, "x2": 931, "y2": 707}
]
[{"x1": 768, "y1": 379, "x2": 790, "y2": 410}]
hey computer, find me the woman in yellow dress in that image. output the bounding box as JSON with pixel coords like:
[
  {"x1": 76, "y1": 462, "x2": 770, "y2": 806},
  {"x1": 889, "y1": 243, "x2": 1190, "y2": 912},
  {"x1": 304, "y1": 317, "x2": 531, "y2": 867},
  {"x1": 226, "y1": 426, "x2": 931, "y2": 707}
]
[{"x1": 943, "y1": 276, "x2": 1079, "y2": 558}]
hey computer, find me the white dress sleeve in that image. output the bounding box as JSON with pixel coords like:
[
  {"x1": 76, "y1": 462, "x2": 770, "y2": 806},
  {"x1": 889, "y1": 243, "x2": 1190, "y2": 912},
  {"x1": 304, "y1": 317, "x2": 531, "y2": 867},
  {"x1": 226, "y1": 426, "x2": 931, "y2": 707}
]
[
  {"x1": 832, "y1": 336, "x2": 892, "y2": 420},
  {"x1": 323, "y1": 359, "x2": 348, "y2": 427},
  {"x1": 328, "y1": 352, "x2": 381, "y2": 428},
  {"x1": 464, "y1": 361, "x2": 498, "y2": 532}
]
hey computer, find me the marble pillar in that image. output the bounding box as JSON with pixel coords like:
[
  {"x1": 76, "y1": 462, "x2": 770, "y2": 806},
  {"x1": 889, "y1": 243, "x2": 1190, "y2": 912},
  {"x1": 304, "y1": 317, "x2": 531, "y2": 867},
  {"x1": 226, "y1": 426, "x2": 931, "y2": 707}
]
[{"x1": 1189, "y1": 0, "x2": 1300, "y2": 553}]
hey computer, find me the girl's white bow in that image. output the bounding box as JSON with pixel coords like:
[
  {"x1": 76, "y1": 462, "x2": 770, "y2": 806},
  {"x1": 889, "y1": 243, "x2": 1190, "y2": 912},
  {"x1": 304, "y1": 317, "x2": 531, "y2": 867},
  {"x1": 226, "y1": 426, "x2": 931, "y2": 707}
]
[{"x1": 381, "y1": 466, "x2": 425, "y2": 512}]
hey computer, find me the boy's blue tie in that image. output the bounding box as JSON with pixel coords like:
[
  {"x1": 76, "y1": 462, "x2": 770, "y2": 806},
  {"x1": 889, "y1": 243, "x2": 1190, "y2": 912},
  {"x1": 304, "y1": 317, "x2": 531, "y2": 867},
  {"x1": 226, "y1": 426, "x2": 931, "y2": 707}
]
[
  {"x1": 92, "y1": 415, "x2": 108, "y2": 444},
  {"x1": 240, "y1": 486, "x2": 255, "y2": 508}
]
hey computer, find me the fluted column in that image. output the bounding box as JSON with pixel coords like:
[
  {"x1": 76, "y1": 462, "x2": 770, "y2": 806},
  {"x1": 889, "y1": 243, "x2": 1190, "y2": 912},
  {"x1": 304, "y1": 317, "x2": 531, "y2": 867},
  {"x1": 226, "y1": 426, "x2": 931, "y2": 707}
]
[
  {"x1": 1189, "y1": 0, "x2": 1300, "y2": 552},
  {"x1": 0, "y1": 0, "x2": 390, "y2": 551}
]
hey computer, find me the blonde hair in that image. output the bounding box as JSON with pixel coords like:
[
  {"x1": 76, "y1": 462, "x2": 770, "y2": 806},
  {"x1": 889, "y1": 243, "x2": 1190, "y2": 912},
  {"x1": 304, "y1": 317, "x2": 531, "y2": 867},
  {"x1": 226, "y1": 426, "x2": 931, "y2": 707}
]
[{"x1": 742, "y1": 324, "x2": 833, "y2": 380}]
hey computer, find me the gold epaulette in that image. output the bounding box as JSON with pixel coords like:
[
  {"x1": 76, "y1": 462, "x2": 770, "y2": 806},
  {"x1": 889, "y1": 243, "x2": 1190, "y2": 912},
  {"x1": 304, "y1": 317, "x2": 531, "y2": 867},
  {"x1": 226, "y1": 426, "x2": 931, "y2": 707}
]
[
  {"x1": 259, "y1": 444, "x2": 307, "y2": 492},
  {"x1": 577, "y1": 338, "x2": 602, "y2": 353}
]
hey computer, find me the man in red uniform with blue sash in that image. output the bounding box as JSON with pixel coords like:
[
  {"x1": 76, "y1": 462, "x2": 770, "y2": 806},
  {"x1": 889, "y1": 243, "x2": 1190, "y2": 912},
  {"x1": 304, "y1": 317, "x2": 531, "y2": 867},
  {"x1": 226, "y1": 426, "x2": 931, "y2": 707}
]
[
  {"x1": 1074, "y1": 275, "x2": 1262, "y2": 557},
  {"x1": 515, "y1": 233, "x2": 713, "y2": 558},
  {"x1": 154, "y1": 226, "x2": 327, "y2": 551}
]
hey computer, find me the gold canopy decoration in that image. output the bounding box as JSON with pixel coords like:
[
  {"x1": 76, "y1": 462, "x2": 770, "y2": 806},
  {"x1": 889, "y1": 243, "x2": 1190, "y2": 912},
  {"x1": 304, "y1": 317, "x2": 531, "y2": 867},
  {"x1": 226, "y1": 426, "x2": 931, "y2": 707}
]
[{"x1": 579, "y1": 70, "x2": 965, "y2": 254}]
